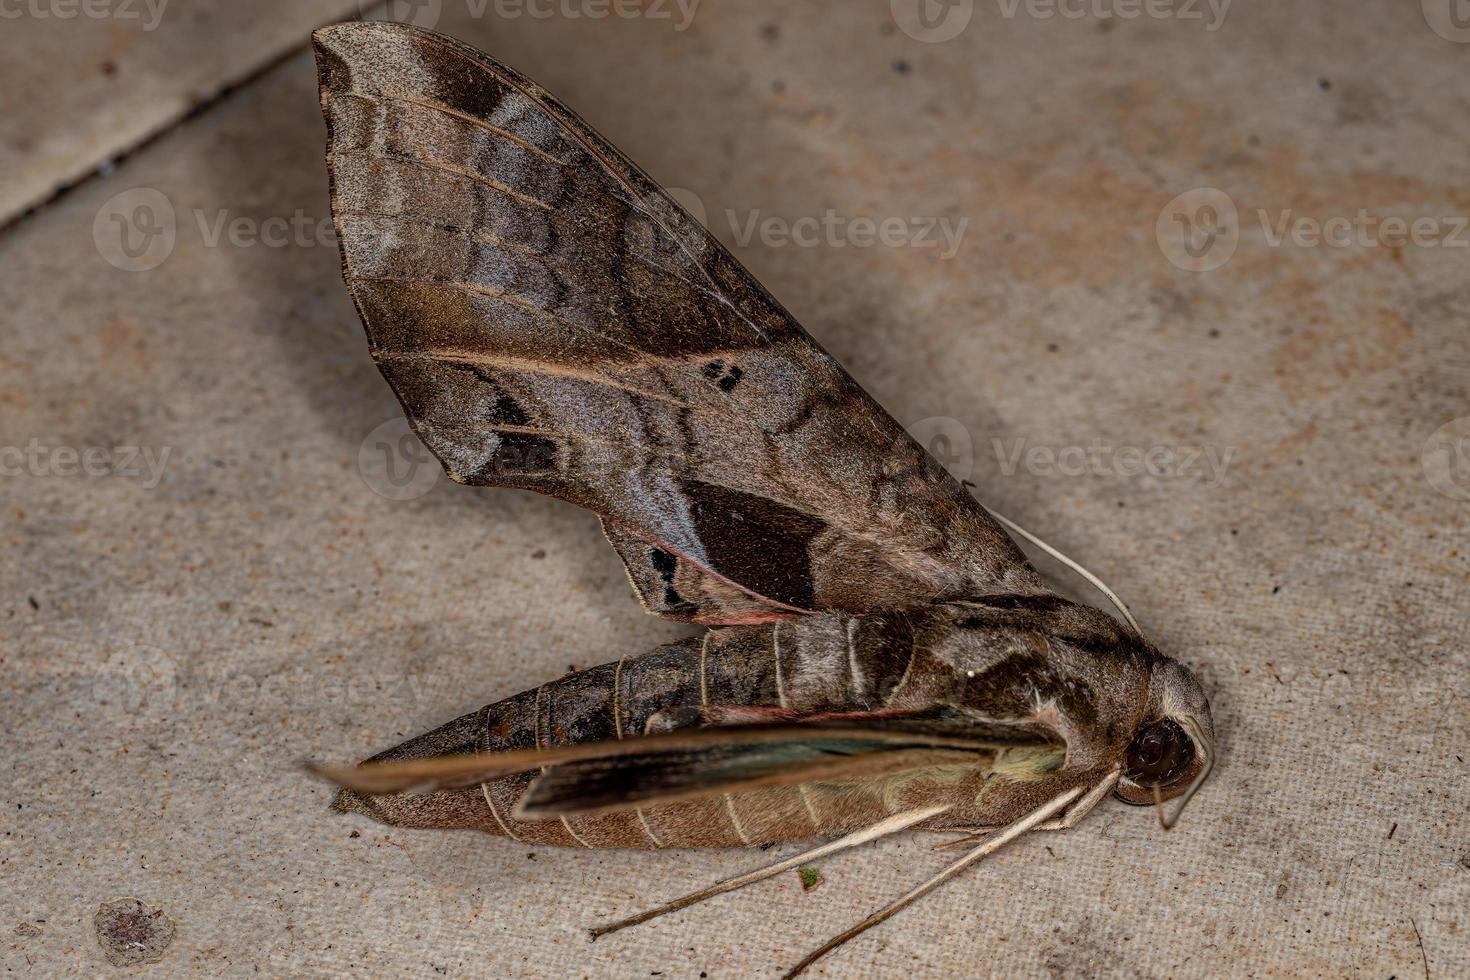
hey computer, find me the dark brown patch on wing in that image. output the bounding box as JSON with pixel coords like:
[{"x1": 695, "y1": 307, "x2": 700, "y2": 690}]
[{"x1": 680, "y1": 480, "x2": 825, "y2": 610}]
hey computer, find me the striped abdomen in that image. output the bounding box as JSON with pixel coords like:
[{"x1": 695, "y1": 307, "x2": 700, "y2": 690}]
[{"x1": 334, "y1": 614, "x2": 958, "y2": 848}]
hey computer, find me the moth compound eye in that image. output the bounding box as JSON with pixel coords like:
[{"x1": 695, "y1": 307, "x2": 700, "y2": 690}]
[{"x1": 1124, "y1": 719, "x2": 1195, "y2": 788}]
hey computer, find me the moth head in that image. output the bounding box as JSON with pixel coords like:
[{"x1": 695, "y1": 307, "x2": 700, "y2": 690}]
[{"x1": 1114, "y1": 657, "x2": 1215, "y2": 825}]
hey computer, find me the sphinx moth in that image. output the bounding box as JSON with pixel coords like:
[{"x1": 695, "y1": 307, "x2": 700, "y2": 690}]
[{"x1": 310, "y1": 21, "x2": 1215, "y2": 977}]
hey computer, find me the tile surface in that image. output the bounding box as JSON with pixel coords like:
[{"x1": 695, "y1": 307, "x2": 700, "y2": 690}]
[{"x1": 0, "y1": 0, "x2": 357, "y2": 224}]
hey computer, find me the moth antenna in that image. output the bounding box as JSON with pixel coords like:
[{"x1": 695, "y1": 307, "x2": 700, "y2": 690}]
[
  {"x1": 589, "y1": 803, "x2": 949, "y2": 940},
  {"x1": 974, "y1": 498, "x2": 1143, "y2": 634},
  {"x1": 1154, "y1": 719, "x2": 1215, "y2": 831},
  {"x1": 781, "y1": 785, "x2": 1083, "y2": 979}
]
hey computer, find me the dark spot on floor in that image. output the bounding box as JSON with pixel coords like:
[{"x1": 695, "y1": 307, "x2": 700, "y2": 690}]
[
  {"x1": 718, "y1": 365, "x2": 743, "y2": 391},
  {"x1": 94, "y1": 898, "x2": 175, "y2": 967},
  {"x1": 893, "y1": 59, "x2": 911, "y2": 75}
]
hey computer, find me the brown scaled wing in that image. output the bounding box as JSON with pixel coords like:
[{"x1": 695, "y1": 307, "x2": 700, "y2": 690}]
[{"x1": 315, "y1": 22, "x2": 1040, "y2": 621}]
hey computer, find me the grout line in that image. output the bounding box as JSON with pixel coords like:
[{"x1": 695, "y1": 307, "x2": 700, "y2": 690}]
[{"x1": 0, "y1": 2, "x2": 369, "y2": 238}]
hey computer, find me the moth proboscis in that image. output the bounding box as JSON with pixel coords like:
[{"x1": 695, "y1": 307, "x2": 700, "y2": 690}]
[{"x1": 308, "y1": 21, "x2": 1216, "y2": 977}]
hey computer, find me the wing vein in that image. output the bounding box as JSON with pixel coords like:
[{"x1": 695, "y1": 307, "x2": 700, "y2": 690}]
[
  {"x1": 378, "y1": 90, "x2": 576, "y2": 166},
  {"x1": 331, "y1": 147, "x2": 554, "y2": 211},
  {"x1": 407, "y1": 32, "x2": 771, "y2": 343}
]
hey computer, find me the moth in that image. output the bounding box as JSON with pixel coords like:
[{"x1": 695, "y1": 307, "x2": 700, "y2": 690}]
[{"x1": 310, "y1": 21, "x2": 1216, "y2": 977}]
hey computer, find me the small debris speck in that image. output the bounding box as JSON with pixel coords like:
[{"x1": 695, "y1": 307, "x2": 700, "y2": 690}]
[
  {"x1": 893, "y1": 59, "x2": 912, "y2": 75},
  {"x1": 798, "y1": 867, "x2": 823, "y2": 891}
]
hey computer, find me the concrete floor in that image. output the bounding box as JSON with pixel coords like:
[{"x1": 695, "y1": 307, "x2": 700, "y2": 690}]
[{"x1": 3, "y1": 1, "x2": 1467, "y2": 976}]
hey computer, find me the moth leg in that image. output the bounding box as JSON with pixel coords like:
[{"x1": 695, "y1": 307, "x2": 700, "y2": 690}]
[
  {"x1": 1035, "y1": 769, "x2": 1120, "y2": 831},
  {"x1": 588, "y1": 803, "x2": 949, "y2": 939},
  {"x1": 781, "y1": 785, "x2": 1083, "y2": 979},
  {"x1": 926, "y1": 827, "x2": 997, "y2": 850},
  {"x1": 931, "y1": 769, "x2": 1121, "y2": 851}
]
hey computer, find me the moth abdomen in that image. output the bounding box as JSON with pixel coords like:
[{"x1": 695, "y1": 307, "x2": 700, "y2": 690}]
[{"x1": 334, "y1": 617, "x2": 934, "y2": 848}]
